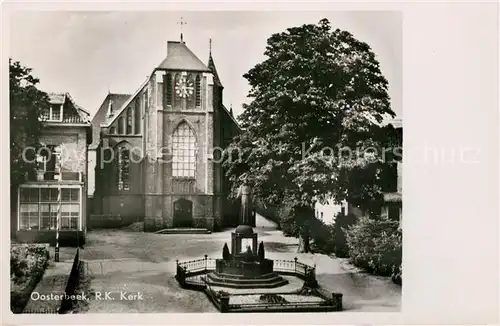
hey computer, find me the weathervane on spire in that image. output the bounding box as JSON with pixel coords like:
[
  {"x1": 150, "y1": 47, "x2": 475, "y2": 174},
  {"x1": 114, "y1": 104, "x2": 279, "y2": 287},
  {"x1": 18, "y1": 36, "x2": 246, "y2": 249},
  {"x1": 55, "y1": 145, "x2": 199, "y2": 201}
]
[
  {"x1": 209, "y1": 38, "x2": 212, "y2": 56},
  {"x1": 178, "y1": 17, "x2": 187, "y2": 43}
]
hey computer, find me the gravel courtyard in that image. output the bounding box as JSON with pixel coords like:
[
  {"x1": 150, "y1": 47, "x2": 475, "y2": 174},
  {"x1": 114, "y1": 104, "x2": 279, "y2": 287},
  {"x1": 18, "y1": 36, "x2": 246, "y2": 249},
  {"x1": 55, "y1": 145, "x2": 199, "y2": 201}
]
[{"x1": 79, "y1": 214, "x2": 401, "y2": 313}]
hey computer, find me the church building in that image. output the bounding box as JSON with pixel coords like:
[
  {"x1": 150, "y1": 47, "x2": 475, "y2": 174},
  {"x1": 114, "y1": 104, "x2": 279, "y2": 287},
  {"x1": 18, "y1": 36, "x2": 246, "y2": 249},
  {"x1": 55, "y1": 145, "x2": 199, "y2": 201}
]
[{"x1": 91, "y1": 39, "x2": 240, "y2": 232}]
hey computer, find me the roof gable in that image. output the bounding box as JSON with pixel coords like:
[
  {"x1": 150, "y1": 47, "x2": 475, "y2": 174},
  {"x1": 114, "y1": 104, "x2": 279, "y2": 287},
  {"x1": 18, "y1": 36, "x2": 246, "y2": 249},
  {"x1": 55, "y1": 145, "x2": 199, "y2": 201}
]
[
  {"x1": 221, "y1": 105, "x2": 241, "y2": 132},
  {"x1": 90, "y1": 93, "x2": 131, "y2": 148},
  {"x1": 101, "y1": 77, "x2": 149, "y2": 128},
  {"x1": 157, "y1": 41, "x2": 211, "y2": 72},
  {"x1": 46, "y1": 92, "x2": 90, "y2": 124}
]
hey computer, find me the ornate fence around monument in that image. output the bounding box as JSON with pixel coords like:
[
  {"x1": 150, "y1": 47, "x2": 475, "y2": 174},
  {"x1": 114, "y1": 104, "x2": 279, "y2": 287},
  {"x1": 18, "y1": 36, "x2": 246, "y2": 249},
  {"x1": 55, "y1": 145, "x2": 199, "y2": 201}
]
[
  {"x1": 175, "y1": 255, "x2": 216, "y2": 289},
  {"x1": 174, "y1": 256, "x2": 341, "y2": 312},
  {"x1": 273, "y1": 258, "x2": 317, "y2": 285},
  {"x1": 175, "y1": 256, "x2": 316, "y2": 288}
]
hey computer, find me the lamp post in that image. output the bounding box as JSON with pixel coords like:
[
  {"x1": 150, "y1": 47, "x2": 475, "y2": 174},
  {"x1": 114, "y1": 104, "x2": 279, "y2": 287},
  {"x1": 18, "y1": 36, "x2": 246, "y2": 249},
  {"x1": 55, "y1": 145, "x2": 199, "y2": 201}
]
[{"x1": 55, "y1": 150, "x2": 61, "y2": 262}]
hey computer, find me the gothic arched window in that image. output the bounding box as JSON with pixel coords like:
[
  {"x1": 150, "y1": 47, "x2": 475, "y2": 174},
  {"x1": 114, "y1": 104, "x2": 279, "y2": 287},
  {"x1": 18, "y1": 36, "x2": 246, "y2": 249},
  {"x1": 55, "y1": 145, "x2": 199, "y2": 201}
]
[
  {"x1": 172, "y1": 122, "x2": 196, "y2": 178},
  {"x1": 134, "y1": 99, "x2": 141, "y2": 134},
  {"x1": 117, "y1": 146, "x2": 130, "y2": 191},
  {"x1": 166, "y1": 73, "x2": 173, "y2": 105},
  {"x1": 126, "y1": 108, "x2": 132, "y2": 134},
  {"x1": 117, "y1": 117, "x2": 124, "y2": 134},
  {"x1": 195, "y1": 75, "x2": 201, "y2": 107}
]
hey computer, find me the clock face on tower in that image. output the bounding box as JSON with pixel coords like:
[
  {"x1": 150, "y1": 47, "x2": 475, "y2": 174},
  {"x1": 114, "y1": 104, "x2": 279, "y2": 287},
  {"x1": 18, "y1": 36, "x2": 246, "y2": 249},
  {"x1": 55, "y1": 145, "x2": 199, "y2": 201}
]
[{"x1": 175, "y1": 77, "x2": 194, "y2": 98}]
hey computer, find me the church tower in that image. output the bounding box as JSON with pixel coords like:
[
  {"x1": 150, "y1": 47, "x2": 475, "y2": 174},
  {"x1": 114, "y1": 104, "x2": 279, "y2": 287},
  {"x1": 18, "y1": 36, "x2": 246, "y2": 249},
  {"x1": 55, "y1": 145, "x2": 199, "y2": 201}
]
[{"x1": 142, "y1": 39, "x2": 222, "y2": 230}]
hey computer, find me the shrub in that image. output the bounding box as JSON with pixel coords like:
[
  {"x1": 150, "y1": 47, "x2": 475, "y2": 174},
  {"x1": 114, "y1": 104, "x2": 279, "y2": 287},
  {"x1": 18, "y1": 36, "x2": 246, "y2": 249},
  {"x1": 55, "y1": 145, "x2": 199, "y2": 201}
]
[
  {"x1": 10, "y1": 244, "x2": 49, "y2": 313},
  {"x1": 344, "y1": 216, "x2": 402, "y2": 280},
  {"x1": 257, "y1": 242, "x2": 265, "y2": 261},
  {"x1": 277, "y1": 201, "x2": 297, "y2": 237},
  {"x1": 331, "y1": 213, "x2": 358, "y2": 258},
  {"x1": 222, "y1": 243, "x2": 230, "y2": 260},
  {"x1": 310, "y1": 219, "x2": 335, "y2": 254},
  {"x1": 392, "y1": 263, "x2": 402, "y2": 285},
  {"x1": 259, "y1": 293, "x2": 288, "y2": 304},
  {"x1": 279, "y1": 210, "x2": 356, "y2": 256}
]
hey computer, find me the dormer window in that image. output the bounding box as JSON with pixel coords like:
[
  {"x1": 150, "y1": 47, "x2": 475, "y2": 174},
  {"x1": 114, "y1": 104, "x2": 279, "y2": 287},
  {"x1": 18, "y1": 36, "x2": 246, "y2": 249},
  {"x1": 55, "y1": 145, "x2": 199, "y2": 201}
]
[
  {"x1": 48, "y1": 104, "x2": 63, "y2": 122},
  {"x1": 107, "y1": 101, "x2": 114, "y2": 117}
]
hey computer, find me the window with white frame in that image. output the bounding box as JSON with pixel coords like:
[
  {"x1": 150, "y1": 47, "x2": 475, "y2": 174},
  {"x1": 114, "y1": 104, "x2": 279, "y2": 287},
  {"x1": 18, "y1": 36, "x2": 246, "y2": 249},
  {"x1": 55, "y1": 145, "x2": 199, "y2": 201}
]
[
  {"x1": 61, "y1": 203, "x2": 79, "y2": 230},
  {"x1": 40, "y1": 203, "x2": 57, "y2": 230},
  {"x1": 41, "y1": 104, "x2": 63, "y2": 122},
  {"x1": 18, "y1": 187, "x2": 81, "y2": 231},
  {"x1": 172, "y1": 123, "x2": 196, "y2": 178},
  {"x1": 46, "y1": 104, "x2": 63, "y2": 122}
]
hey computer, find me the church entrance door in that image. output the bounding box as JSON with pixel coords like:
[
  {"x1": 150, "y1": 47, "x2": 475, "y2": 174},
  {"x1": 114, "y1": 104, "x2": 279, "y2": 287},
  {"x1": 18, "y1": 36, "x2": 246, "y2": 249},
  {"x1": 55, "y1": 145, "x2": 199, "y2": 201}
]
[{"x1": 173, "y1": 198, "x2": 193, "y2": 228}]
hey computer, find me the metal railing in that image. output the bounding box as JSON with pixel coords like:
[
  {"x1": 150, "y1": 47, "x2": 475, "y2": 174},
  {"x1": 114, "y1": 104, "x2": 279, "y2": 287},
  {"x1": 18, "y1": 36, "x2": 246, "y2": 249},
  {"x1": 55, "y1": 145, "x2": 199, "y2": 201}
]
[
  {"x1": 175, "y1": 255, "x2": 216, "y2": 289},
  {"x1": 175, "y1": 256, "x2": 316, "y2": 287},
  {"x1": 174, "y1": 256, "x2": 339, "y2": 312},
  {"x1": 27, "y1": 170, "x2": 83, "y2": 182},
  {"x1": 273, "y1": 259, "x2": 316, "y2": 279}
]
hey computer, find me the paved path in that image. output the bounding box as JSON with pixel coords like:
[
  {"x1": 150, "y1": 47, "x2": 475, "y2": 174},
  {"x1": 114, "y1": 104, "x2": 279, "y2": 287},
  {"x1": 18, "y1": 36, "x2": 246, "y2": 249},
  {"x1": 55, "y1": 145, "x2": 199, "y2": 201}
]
[
  {"x1": 79, "y1": 216, "x2": 400, "y2": 313},
  {"x1": 23, "y1": 247, "x2": 77, "y2": 313}
]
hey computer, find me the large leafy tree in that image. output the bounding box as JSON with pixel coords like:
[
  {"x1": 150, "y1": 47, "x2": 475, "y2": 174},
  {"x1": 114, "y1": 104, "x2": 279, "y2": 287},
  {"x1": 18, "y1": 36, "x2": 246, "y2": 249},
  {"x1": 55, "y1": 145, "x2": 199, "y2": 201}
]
[
  {"x1": 10, "y1": 59, "x2": 50, "y2": 189},
  {"x1": 223, "y1": 19, "x2": 400, "y2": 252}
]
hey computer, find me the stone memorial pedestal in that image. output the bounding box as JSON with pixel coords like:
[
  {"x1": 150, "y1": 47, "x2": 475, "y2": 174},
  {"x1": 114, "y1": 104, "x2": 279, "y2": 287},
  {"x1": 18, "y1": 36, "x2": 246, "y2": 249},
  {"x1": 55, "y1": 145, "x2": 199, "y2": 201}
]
[{"x1": 205, "y1": 225, "x2": 289, "y2": 289}]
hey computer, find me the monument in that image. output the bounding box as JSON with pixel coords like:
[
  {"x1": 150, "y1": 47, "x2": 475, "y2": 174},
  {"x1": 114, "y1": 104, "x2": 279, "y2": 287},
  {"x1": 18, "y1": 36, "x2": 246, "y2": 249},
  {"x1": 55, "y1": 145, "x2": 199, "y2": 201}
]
[
  {"x1": 236, "y1": 181, "x2": 254, "y2": 226},
  {"x1": 204, "y1": 183, "x2": 289, "y2": 288},
  {"x1": 176, "y1": 181, "x2": 342, "y2": 312}
]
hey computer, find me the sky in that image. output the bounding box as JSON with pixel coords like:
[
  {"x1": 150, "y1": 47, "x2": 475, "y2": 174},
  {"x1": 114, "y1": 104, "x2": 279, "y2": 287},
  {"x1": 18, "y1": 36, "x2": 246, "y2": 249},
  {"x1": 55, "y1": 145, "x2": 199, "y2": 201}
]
[{"x1": 9, "y1": 11, "x2": 402, "y2": 120}]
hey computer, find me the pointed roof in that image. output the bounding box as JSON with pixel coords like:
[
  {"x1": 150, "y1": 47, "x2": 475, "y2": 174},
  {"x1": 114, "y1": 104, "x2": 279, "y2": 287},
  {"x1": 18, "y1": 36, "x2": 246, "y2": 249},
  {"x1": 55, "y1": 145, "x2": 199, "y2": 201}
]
[
  {"x1": 90, "y1": 93, "x2": 131, "y2": 148},
  {"x1": 157, "y1": 41, "x2": 211, "y2": 72},
  {"x1": 47, "y1": 92, "x2": 91, "y2": 124},
  {"x1": 208, "y1": 53, "x2": 223, "y2": 88},
  {"x1": 222, "y1": 105, "x2": 241, "y2": 131},
  {"x1": 100, "y1": 77, "x2": 150, "y2": 129}
]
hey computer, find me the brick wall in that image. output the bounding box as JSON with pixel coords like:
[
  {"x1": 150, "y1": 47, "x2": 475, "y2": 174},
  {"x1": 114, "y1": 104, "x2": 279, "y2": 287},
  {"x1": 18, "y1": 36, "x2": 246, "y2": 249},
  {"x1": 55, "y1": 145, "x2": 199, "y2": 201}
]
[{"x1": 40, "y1": 127, "x2": 88, "y2": 174}]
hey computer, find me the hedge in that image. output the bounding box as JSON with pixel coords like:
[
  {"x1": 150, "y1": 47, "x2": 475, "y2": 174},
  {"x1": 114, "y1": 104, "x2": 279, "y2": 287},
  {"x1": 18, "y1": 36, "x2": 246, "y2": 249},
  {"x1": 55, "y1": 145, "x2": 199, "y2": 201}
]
[
  {"x1": 310, "y1": 219, "x2": 334, "y2": 254},
  {"x1": 11, "y1": 244, "x2": 49, "y2": 313},
  {"x1": 277, "y1": 201, "x2": 297, "y2": 237},
  {"x1": 344, "y1": 216, "x2": 402, "y2": 283},
  {"x1": 331, "y1": 213, "x2": 358, "y2": 258},
  {"x1": 308, "y1": 213, "x2": 358, "y2": 256}
]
